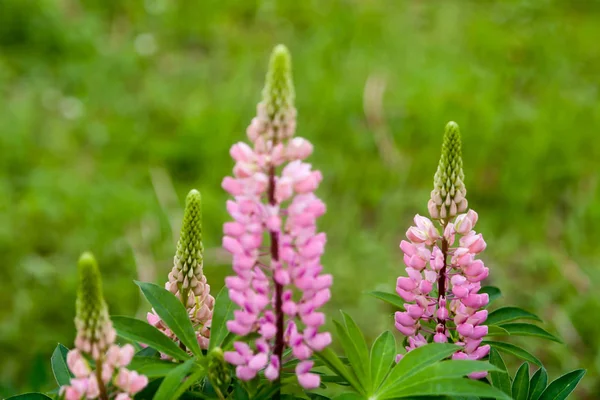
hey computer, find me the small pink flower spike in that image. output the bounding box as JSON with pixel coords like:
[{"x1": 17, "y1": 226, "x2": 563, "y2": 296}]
[{"x1": 394, "y1": 123, "x2": 490, "y2": 375}]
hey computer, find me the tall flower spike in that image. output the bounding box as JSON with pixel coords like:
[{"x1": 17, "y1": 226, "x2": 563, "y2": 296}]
[
  {"x1": 429, "y1": 121, "x2": 467, "y2": 220},
  {"x1": 222, "y1": 44, "x2": 332, "y2": 390},
  {"x1": 75, "y1": 252, "x2": 116, "y2": 360},
  {"x1": 395, "y1": 122, "x2": 489, "y2": 379},
  {"x1": 149, "y1": 189, "x2": 215, "y2": 350}
]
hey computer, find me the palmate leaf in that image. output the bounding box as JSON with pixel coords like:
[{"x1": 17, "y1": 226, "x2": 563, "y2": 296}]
[
  {"x1": 370, "y1": 331, "x2": 396, "y2": 391},
  {"x1": 486, "y1": 307, "x2": 542, "y2": 325},
  {"x1": 112, "y1": 315, "x2": 190, "y2": 361},
  {"x1": 51, "y1": 343, "x2": 72, "y2": 386},
  {"x1": 136, "y1": 281, "x2": 202, "y2": 356},
  {"x1": 378, "y1": 343, "x2": 458, "y2": 394},
  {"x1": 209, "y1": 287, "x2": 235, "y2": 351},
  {"x1": 333, "y1": 320, "x2": 368, "y2": 394},
  {"x1": 529, "y1": 367, "x2": 548, "y2": 400},
  {"x1": 127, "y1": 356, "x2": 180, "y2": 378},
  {"x1": 511, "y1": 362, "x2": 530, "y2": 400},
  {"x1": 381, "y1": 377, "x2": 511, "y2": 399},
  {"x1": 368, "y1": 291, "x2": 405, "y2": 310},
  {"x1": 484, "y1": 341, "x2": 542, "y2": 366},
  {"x1": 314, "y1": 347, "x2": 363, "y2": 394},
  {"x1": 153, "y1": 358, "x2": 197, "y2": 400},
  {"x1": 538, "y1": 369, "x2": 586, "y2": 400},
  {"x1": 488, "y1": 348, "x2": 511, "y2": 395},
  {"x1": 379, "y1": 360, "x2": 501, "y2": 398},
  {"x1": 498, "y1": 323, "x2": 561, "y2": 343},
  {"x1": 341, "y1": 312, "x2": 372, "y2": 390}
]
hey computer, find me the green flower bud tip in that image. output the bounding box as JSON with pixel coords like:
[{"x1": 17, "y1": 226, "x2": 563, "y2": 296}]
[
  {"x1": 74, "y1": 252, "x2": 115, "y2": 359},
  {"x1": 259, "y1": 44, "x2": 296, "y2": 141},
  {"x1": 168, "y1": 189, "x2": 204, "y2": 298},
  {"x1": 428, "y1": 121, "x2": 468, "y2": 220},
  {"x1": 208, "y1": 347, "x2": 231, "y2": 397}
]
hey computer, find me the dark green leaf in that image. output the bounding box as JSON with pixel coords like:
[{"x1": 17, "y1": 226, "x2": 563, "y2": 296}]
[
  {"x1": 136, "y1": 346, "x2": 159, "y2": 358},
  {"x1": 487, "y1": 307, "x2": 541, "y2": 325},
  {"x1": 488, "y1": 348, "x2": 511, "y2": 395},
  {"x1": 486, "y1": 326, "x2": 510, "y2": 337},
  {"x1": 331, "y1": 394, "x2": 365, "y2": 400},
  {"x1": 539, "y1": 369, "x2": 585, "y2": 400},
  {"x1": 5, "y1": 394, "x2": 52, "y2": 400},
  {"x1": 136, "y1": 281, "x2": 202, "y2": 356},
  {"x1": 209, "y1": 287, "x2": 235, "y2": 351},
  {"x1": 529, "y1": 367, "x2": 548, "y2": 400},
  {"x1": 480, "y1": 286, "x2": 502, "y2": 305},
  {"x1": 314, "y1": 347, "x2": 363, "y2": 394},
  {"x1": 341, "y1": 312, "x2": 372, "y2": 390},
  {"x1": 112, "y1": 315, "x2": 190, "y2": 361},
  {"x1": 370, "y1": 331, "x2": 396, "y2": 391},
  {"x1": 512, "y1": 363, "x2": 530, "y2": 400},
  {"x1": 381, "y1": 360, "x2": 500, "y2": 398},
  {"x1": 334, "y1": 320, "x2": 368, "y2": 393},
  {"x1": 153, "y1": 359, "x2": 196, "y2": 400},
  {"x1": 379, "y1": 343, "x2": 458, "y2": 392},
  {"x1": 51, "y1": 343, "x2": 72, "y2": 386},
  {"x1": 128, "y1": 356, "x2": 180, "y2": 378},
  {"x1": 380, "y1": 377, "x2": 511, "y2": 399},
  {"x1": 499, "y1": 323, "x2": 561, "y2": 343},
  {"x1": 368, "y1": 291, "x2": 405, "y2": 310},
  {"x1": 484, "y1": 341, "x2": 542, "y2": 366},
  {"x1": 171, "y1": 365, "x2": 207, "y2": 399}
]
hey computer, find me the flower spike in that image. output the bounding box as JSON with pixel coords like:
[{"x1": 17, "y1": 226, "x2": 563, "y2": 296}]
[
  {"x1": 149, "y1": 189, "x2": 215, "y2": 350},
  {"x1": 429, "y1": 121, "x2": 467, "y2": 220},
  {"x1": 222, "y1": 44, "x2": 331, "y2": 389}
]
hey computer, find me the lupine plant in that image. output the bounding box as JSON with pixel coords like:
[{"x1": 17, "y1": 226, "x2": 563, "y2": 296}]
[{"x1": 8, "y1": 45, "x2": 585, "y2": 400}]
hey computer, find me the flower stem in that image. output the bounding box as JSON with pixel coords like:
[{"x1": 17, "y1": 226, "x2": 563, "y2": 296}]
[
  {"x1": 438, "y1": 221, "x2": 449, "y2": 327},
  {"x1": 268, "y1": 165, "x2": 284, "y2": 398},
  {"x1": 95, "y1": 360, "x2": 108, "y2": 400}
]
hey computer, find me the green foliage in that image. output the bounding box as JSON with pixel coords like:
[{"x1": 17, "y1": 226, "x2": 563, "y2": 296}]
[
  {"x1": 317, "y1": 313, "x2": 508, "y2": 400},
  {"x1": 512, "y1": 363, "x2": 530, "y2": 400},
  {"x1": 1, "y1": 1, "x2": 599, "y2": 397},
  {"x1": 136, "y1": 281, "x2": 202, "y2": 357},
  {"x1": 208, "y1": 287, "x2": 235, "y2": 351},
  {"x1": 49, "y1": 344, "x2": 71, "y2": 387},
  {"x1": 486, "y1": 307, "x2": 541, "y2": 326}
]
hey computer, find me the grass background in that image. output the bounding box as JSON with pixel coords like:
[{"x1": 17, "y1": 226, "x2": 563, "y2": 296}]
[{"x1": 1, "y1": 0, "x2": 599, "y2": 398}]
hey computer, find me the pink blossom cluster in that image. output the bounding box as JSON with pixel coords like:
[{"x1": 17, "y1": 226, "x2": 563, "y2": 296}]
[
  {"x1": 221, "y1": 102, "x2": 332, "y2": 388},
  {"x1": 60, "y1": 344, "x2": 148, "y2": 400},
  {"x1": 394, "y1": 211, "x2": 490, "y2": 378}
]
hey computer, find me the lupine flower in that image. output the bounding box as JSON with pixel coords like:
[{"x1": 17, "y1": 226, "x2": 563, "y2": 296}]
[
  {"x1": 61, "y1": 253, "x2": 148, "y2": 400},
  {"x1": 394, "y1": 122, "x2": 490, "y2": 379},
  {"x1": 222, "y1": 44, "x2": 332, "y2": 389},
  {"x1": 148, "y1": 189, "x2": 215, "y2": 351}
]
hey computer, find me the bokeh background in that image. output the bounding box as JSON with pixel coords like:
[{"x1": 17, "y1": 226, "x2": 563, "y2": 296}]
[{"x1": 1, "y1": 0, "x2": 599, "y2": 398}]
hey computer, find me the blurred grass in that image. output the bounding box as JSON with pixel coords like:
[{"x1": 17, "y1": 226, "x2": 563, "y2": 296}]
[{"x1": 1, "y1": 0, "x2": 599, "y2": 397}]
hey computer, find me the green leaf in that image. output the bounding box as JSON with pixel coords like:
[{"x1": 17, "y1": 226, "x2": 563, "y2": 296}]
[
  {"x1": 153, "y1": 358, "x2": 196, "y2": 400},
  {"x1": 333, "y1": 320, "x2": 368, "y2": 393},
  {"x1": 128, "y1": 356, "x2": 180, "y2": 378},
  {"x1": 368, "y1": 291, "x2": 405, "y2": 310},
  {"x1": 209, "y1": 287, "x2": 235, "y2": 351},
  {"x1": 381, "y1": 360, "x2": 500, "y2": 398},
  {"x1": 341, "y1": 312, "x2": 372, "y2": 390},
  {"x1": 486, "y1": 325, "x2": 510, "y2": 337},
  {"x1": 486, "y1": 307, "x2": 542, "y2": 325},
  {"x1": 112, "y1": 315, "x2": 190, "y2": 361},
  {"x1": 529, "y1": 367, "x2": 548, "y2": 400},
  {"x1": 171, "y1": 364, "x2": 207, "y2": 399},
  {"x1": 136, "y1": 281, "x2": 202, "y2": 356},
  {"x1": 538, "y1": 369, "x2": 585, "y2": 400},
  {"x1": 484, "y1": 341, "x2": 542, "y2": 366},
  {"x1": 51, "y1": 343, "x2": 72, "y2": 386},
  {"x1": 488, "y1": 348, "x2": 511, "y2": 395},
  {"x1": 370, "y1": 331, "x2": 396, "y2": 392},
  {"x1": 379, "y1": 343, "x2": 458, "y2": 393},
  {"x1": 499, "y1": 323, "x2": 561, "y2": 343},
  {"x1": 512, "y1": 362, "x2": 530, "y2": 400},
  {"x1": 314, "y1": 347, "x2": 363, "y2": 394},
  {"x1": 332, "y1": 394, "x2": 365, "y2": 400},
  {"x1": 480, "y1": 286, "x2": 502, "y2": 305},
  {"x1": 5, "y1": 394, "x2": 52, "y2": 400},
  {"x1": 381, "y1": 377, "x2": 511, "y2": 399}
]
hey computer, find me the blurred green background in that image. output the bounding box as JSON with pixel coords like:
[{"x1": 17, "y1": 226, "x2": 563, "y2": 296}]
[{"x1": 1, "y1": 0, "x2": 599, "y2": 398}]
